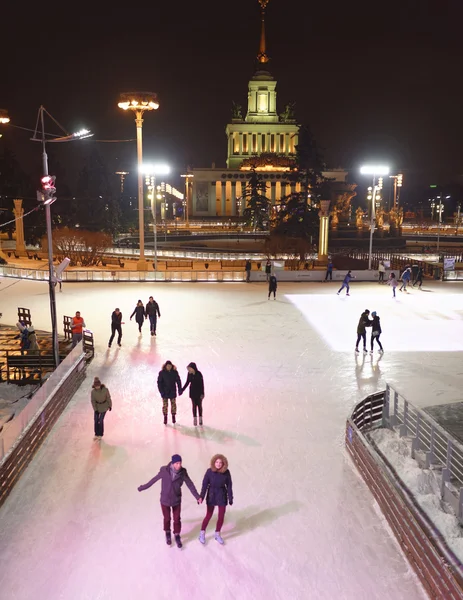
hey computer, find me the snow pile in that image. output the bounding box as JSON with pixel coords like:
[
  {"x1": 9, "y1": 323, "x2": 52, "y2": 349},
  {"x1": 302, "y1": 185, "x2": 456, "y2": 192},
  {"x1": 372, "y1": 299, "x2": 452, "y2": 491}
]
[
  {"x1": 0, "y1": 382, "x2": 36, "y2": 431},
  {"x1": 370, "y1": 428, "x2": 463, "y2": 562}
]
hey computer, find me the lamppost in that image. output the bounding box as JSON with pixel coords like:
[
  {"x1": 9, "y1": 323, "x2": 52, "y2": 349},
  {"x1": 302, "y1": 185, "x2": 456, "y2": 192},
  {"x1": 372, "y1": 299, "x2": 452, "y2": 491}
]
[
  {"x1": 360, "y1": 165, "x2": 390, "y2": 270},
  {"x1": 389, "y1": 173, "x2": 403, "y2": 210},
  {"x1": 141, "y1": 164, "x2": 170, "y2": 271},
  {"x1": 180, "y1": 173, "x2": 194, "y2": 225},
  {"x1": 1, "y1": 107, "x2": 92, "y2": 367},
  {"x1": 118, "y1": 92, "x2": 159, "y2": 271}
]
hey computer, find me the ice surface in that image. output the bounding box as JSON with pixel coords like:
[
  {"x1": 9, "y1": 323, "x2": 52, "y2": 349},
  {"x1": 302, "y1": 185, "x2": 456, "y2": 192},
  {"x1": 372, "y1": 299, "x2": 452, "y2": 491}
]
[{"x1": 1, "y1": 279, "x2": 457, "y2": 599}]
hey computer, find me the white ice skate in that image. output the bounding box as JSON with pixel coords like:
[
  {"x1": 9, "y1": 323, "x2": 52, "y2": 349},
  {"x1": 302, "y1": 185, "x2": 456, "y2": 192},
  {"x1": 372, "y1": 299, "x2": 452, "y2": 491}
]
[
  {"x1": 199, "y1": 530, "x2": 206, "y2": 544},
  {"x1": 214, "y1": 532, "x2": 224, "y2": 545}
]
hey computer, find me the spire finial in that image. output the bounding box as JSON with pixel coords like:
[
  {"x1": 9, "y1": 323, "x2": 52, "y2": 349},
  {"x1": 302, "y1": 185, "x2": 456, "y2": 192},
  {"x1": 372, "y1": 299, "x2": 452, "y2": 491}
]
[{"x1": 257, "y1": 0, "x2": 270, "y2": 64}]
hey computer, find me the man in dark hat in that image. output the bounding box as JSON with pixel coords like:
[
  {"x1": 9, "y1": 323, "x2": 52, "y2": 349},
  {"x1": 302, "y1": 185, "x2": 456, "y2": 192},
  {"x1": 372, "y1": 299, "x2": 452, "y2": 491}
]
[{"x1": 138, "y1": 454, "x2": 202, "y2": 548}]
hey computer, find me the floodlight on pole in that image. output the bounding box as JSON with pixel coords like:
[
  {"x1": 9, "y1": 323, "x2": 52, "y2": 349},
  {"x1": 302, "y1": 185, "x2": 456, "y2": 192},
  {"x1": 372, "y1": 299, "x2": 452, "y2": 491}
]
[
  {"x1": 360, "y1": 164, "x2": 390, "y2": 270},
  {"x1": 0, "y1": 109, "x2": 10, "y2": 124},
  {"x1": 140, "y1": 164, "x2": 171, "y2": 176},
  {"x1": 118, "y1": 92, "x2": 159, "y2": 271}
]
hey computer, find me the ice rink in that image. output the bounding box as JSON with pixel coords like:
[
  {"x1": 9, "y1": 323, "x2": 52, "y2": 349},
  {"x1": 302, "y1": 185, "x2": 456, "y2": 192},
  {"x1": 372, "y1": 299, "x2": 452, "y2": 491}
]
[{"x1": 2, "y1": 277, "x2": 462, "y2": 600}]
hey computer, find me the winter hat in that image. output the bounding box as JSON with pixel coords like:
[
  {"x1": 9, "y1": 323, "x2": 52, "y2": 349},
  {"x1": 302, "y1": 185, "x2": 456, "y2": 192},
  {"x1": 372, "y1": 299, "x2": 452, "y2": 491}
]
[
  {"x1": 187, "y1": 362, "x2": 197, "y2": 371},
  {"x1": 371, "y1": 311, "x2": 377, "y2": 317},
  {"x1": 93, "y1": 377, "x2": 102, "y2": 388},
  {"x1": 171, "y1": 454, "x2": 182, "y2": 464}
]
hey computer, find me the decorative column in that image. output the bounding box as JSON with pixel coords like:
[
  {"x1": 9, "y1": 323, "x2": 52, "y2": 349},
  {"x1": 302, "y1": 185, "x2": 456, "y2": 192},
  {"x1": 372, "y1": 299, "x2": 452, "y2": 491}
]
[
  {"x1": 13, "y1": 199, "x2": 26, "y2": 255},
  {"x1": 239, "y1": 133, "x2": 243, "y2": 156},
  {"x1": 231, "y1": 182, "x2": 237, "y2": 216},
  {"x1": 271, "y1": 182, "x2": 276, "y2": 206},
  {"x1": 221, "y1": 182, "x2": 226, "y2": 216},
  {"x1": 318, "y1": 200, "x2": 331, "y2": 264}
]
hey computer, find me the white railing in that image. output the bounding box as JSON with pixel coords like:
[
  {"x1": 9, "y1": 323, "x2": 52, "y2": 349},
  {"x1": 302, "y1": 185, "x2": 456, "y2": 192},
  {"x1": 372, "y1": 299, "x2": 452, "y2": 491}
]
[{"x1": 383, "y1": 383, "x2": 463, "y2": 522}]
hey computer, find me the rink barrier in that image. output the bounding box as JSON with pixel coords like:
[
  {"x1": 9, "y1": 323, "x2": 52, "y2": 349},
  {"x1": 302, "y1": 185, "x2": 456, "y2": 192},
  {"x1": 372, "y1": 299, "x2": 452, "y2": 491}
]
[
  {"x1": 0, "y1": 343, "x2": 86, "y2": 508},
  {"x1": 346, "y1": 389, "x2": 463, "y2": 599}
]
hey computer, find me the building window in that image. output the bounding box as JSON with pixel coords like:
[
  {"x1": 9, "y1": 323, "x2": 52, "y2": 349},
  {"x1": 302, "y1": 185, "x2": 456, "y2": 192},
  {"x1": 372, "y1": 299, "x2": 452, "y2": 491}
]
[
  {"x1": 233, "y1": 132, "x2": 239, "y2": 154},
  {"x1": 243, "y1": 133, "x2": 248, "y2": 154},
  {"x1": 262, "y1": 134, "x2": 266, "y2": 152},
  {"x1": 280, "y1": 134, "x2": 285, "y2": 152},
  {"x1": 271, "y1": 134, "x2": 275, "y2": 152},
  {"x1": 257, "y1": 92, "x2": 268, "y2": 113},
  {"x1": 252, "y1": 134, "x2": 257, "y2": 153}
]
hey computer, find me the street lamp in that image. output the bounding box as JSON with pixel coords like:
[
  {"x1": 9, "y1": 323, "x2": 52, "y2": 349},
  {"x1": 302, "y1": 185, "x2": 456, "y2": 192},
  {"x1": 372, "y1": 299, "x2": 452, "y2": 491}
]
[
  {"x1": 389, "y1": 173, "x2": 403, "y2": 210},
  {"x1": 118, "y1": 92, "x2": 159, "y2": 271},
  {"x1": 0, "y1": 109, "x2": 10, "y2": 124},
  {"x1": 140, "y1": 164, "x2": 170, "y2": 272},
  {"x1": 360, "y1": 165, "x2": 390, "y2": 270},
  {"x1": 181, "y1": 173, "x2": 194, "y2": 225}
]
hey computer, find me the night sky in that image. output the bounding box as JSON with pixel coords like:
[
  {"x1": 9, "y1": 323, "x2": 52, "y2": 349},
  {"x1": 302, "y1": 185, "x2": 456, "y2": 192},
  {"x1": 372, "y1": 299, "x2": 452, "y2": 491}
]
[{"x1": 2, "y1": 0, "x2": 463, "y2": 199}]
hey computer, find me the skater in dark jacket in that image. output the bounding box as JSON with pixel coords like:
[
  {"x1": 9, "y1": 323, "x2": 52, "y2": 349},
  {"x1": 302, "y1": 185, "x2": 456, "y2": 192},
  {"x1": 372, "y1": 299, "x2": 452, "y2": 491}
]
[
  {"x1": 138, "y1": 454, "x2": 201, "y2": 548},
  {"x1": 108, "y1": 308, "x2": 124, "y2": 348},
  {"x1": 157, "y1": 360, "x2": 183, "y2": 424},
  {"x1": 413, "y1": 266, "x2": 423, "y2": 289},
  {"x1": 268, "y1": 274, "x2": 277, "y2": 299},
  {"x1": 355, "y1": 309, "x2": 372, "y2": 354},
  {"x1": 181, "y1": 362, "x2": 205, "y2": 426},
  {"x1": 198, "y1": 454, "x2": 233, "y2": 546},
  {"x1": 265, "y1": 259, "x2": 272, "y2": 281},
  {"x1": 370, "y1": 311, "x2": 384, "y2": 354},
  {"x1": 130, "y1": 300, "x2": 146, "y2": 333},
  {"x1": 145, "y1": 296, "x2": 161, "y2": 336}
]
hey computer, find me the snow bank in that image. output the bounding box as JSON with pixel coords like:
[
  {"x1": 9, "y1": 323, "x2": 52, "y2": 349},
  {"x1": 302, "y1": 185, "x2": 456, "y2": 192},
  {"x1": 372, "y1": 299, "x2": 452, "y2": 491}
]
[{"x1": 370, "y1": 427, "x2": 463, "y2": 562}]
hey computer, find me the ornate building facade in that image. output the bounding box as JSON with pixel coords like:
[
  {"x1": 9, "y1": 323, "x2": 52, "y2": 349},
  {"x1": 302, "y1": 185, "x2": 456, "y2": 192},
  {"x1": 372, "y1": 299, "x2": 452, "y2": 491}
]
[{"x1": 189, "y1": 0, "x2": 350, "y2": 218}]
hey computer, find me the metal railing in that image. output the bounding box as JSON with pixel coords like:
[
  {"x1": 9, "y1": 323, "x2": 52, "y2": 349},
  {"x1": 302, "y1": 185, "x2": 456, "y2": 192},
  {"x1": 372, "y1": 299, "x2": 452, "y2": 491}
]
[{"x1": 383, "y1": 384, "x2": 463, "y2": 523}]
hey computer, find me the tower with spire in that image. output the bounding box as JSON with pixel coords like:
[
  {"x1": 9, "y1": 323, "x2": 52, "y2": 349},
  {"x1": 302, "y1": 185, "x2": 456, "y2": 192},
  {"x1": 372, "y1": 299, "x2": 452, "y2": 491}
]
[
  {"x1": 189, "y1": 0, "x2": 348, "y2": 219},
  {"x1": 225, "y1": 0, "x2": 298, "y2": 169}
]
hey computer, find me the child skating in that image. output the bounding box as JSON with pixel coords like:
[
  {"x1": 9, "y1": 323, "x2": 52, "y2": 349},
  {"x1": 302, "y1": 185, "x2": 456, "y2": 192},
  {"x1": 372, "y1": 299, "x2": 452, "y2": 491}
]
[
  {"x1": 388, "y1": 272, "x2": 398, "y2": 297},
  {"x1": 198, "y1": 454, "x2": 233, "y2": 546}
]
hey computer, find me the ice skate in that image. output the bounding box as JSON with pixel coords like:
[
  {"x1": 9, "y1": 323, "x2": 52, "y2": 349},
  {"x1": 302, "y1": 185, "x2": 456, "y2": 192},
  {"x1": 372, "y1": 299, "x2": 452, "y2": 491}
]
[
  {"x1": 172, "y1": 414, "x2": 176, "y2": 424},
  {"x1": 378, "y1": 349, "x2": 384, "y2": 354},
  {"x1": 193, "y1": 417, "x2": 197, "y2": 426},
  {"x1": 346, "y1": 293, "x2": 350, "y2": 296},
  {"x1": 363, "y1": 348, "x2": 368, "y2": 354},
  {"x1": 175, "y1": 534, "x2": 182, "y2": 549},
  {"x1": 214, "y1": 532, "x2": 224, "y2": 545},
  {"x1": 163, "y1": 415, "x2": 168, "y2": 425},
  {"x1": 199, "y1": 530, "x2": 206, "y2": 545},
  {"x1": 199, "y1": 417, "x2": 203, "y2": 426},
  {"x1": 369, "y1": 350, "x2": 373, "y2": 354},
  {"x1": 355, "y1": 348, "x2": 359, "y2": 353},
  {"x1": 165, "y1": 531, "x2": 172, "y2": 546}
]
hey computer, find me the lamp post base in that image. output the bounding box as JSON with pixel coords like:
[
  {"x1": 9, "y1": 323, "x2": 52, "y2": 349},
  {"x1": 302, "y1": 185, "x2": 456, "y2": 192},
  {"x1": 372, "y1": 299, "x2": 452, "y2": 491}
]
[{"x1": 136, "y1": 258, "x2": 149, "y2": 271}]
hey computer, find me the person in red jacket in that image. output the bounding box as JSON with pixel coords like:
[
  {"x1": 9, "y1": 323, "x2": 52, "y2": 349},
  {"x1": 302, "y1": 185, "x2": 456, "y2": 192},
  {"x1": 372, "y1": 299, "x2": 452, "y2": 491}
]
[{"x1": 71, "y1": 311, "x2": 86, "y2": 348}]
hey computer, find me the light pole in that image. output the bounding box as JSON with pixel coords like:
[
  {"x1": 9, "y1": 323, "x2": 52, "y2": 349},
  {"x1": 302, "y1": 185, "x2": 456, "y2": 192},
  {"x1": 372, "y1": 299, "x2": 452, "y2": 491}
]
[
  {"x1": 181, "y1": 173, "x2": 194, "y2": 225},
  {"x1": 360, "y1": 165, "x2": 390, "y2": 270},
  {"x1": 30, "y1": 107, "x2": 92, "y2": 366},
  {"x1": 118, "y1": 93, "x2": 159, "y2": 270},
  {"x1": 141, "y1": 164, "x2": 170, "y2": 271}
]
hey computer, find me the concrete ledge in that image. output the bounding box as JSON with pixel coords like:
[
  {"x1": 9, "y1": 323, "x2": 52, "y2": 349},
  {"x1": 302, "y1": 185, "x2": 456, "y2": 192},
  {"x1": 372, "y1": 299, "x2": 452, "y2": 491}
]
[{"x1": 346, "y1": 418, "x2": 463, "y2": 599}]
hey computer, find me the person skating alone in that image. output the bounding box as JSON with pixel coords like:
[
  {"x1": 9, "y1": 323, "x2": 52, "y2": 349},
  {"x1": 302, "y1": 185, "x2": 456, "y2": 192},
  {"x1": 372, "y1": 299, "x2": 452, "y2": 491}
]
[
  {"x1": 268, "y1": 274, "x2": 277, "y2": 300},
  {"x1": 157, "y1": 360, "x2": 182, "y2": 425},
  {"x1": 337, "y1": 270, "x2": 354, "y2": 296},
  {"x1": 370, "y1": 311, "x2": 383, "y2": 354},
  {"x1": 91, "y1": 377, "x2": 112, "y2": 440},
  {"x1": 71, "y1": 311, "x2": 86, "y2": 348},
  {"x1": 355, "y1": 309, "x2": 372, "y2": 354},
  {"x1": 181, "y1": 362, "x2": 205, "y2": 426},
  {"x1": 378, "y1": 261, "x2": 386, "y2": 283},
  {"x1": 265, "y1": 259, "x2": 272, "y2": 282},
  {"x1": 325, "y1": 259, "x2": 333, "y2": 281},
  {"x1": 138, "y1": 454, "x2": 202, "y2": 549},
  {"x1": 198, "y1": 454, "x2": 233, "y2": 546},
  {"x1": 146, "y1": 296, "x2": 161, "y2": 336},
  {"x1": 388, "y1": 272, "x2": 398, "y2": 297},
  {"x1": 413, "y1": 266, "x2": 423, "y2": 289},
  {"x1": 245, "y1": 259, "x2": 252, "y2": 283},
  {"x1": 399, "y1": 267, "x2": 411, "y2": 292},
  {"x1": 108, "y1": 308, "x2": 124, "y2": 347},
  {"x1": 130, "y1": 300, "x2": 146, "y2": 333}
]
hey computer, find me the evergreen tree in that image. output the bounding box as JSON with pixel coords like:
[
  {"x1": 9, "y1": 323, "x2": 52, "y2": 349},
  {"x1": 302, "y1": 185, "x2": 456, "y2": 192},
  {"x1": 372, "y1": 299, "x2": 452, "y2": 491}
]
[
  {"x1": 241, "y1": 169, "x2": 270, "y2": 231},
  {"x1": 75, "y1": 149, "x2": 121, "y2": 234},
  {"x1": 273, "y1": 125, "x2": 331, "y2": 258}
]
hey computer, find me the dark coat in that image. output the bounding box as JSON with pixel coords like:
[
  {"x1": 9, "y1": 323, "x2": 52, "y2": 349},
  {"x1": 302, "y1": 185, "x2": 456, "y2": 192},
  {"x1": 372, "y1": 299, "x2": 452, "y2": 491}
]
[
  {"x1": 146, "y1": 300, "x2": 161, "y2": 318},
  {"x1": 371, "y1": 315, "x2": 382, "y2": 335},
  {"x1": 138, "y1": 463, "x2": 200, "y2": 507},
  {"x1": 157, "y1": 368, "x2": 182, "y2": 398},
  {"x1": 200, "y1": 454, "x2": 233, "y2": 507},
  {"x1": 343, "y1": 273, "x2": 352, "y2": 284},
  {"x1": 130, "y1": 305, "x2": 145, "y2": 323},
  {"x1": 182, "y1": 368, "x2": 204, "y2": 399},
  {"x1": 245, "y1": 260, "x2": 251, "y2": 272},
  {"x1": 265, "y1": 262, "x2": 272, "y2": 274},
  {"x1": 357, "y1": 312, "x2": 372, "y2": 334},
  {"x1": 111, "y1": 311, "x2": 122, "y2": 326},
  {"x1": 269, "y1": 276, "x2": 277, "y2": 292}
]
